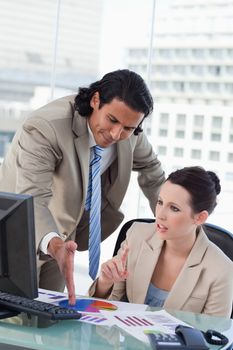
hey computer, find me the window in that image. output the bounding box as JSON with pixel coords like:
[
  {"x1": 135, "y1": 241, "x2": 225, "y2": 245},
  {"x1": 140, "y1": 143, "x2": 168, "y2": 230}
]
[
  {"x1": 211, "y1": 116, "x2": 222, "y2": 128},
  {"x1": 173, "y1": 65, "x2": 186, "y2": 75},
  {"x1": 211, "y1": 133, "x2": 221, "y2": 141},
  {"x1": 173, "y1": 82, "x2": 185, "y2": 92},
  {"x1": 192, "y1": 49, "x2": 205, "y2": 59},
  {"x1": 176, "y1": 114, "x2": 186, "y2": 126},
  {"x1": 209, "y1": 49, "x2": 222, "y2": 59},
  {"x1": 228, "y1": 153, "x2": 233, "y2": 162},
  {"x1": 208, "y1": 65, "x2": 221, "y2": 76},
  {"x1": 159, "y1": 113, "x2": 169, "y2": 124},
  {"x1": 191, "y1": 149, "x2": 202, "y2": 159},
  {"x1": 226, "y1": 172, "x2": 233, "y2": 181},
  {"x1": 176, "y1": 130, "x2": 185, "y2": 138},
  {"x1": 174, "y1": 148, "x2": 184, "y2": 157},
  {"x1": 209, "y1": 151, "x2": 220, "y2": 161},
  {"x1": 190, "y1": 65, "x2": 203, "y2": 75},
  {"x1": 190, "y1": 82, "x2": 202, "y2": 92},
  {"x1": 159, "y1": 129, "x2": 168, "y2": 137},
  {"x1": 193, "y1": 131, "x2": 203, "y2": 140},
  {"x1": 158, "y1": 146, "x2": 167, "y2": 155},
  {"x1": 159, "y1": 49, "x2": 172, "y2": 58},
  {"x1": 207, "y1": 83, "x2": 220, "y2": 93},
  {"x1": 193, "y1": 115, "x2": 204, "y2": 126},
  {"x1": 225, "y1": 84, "x2": 233, "y2": 93}
]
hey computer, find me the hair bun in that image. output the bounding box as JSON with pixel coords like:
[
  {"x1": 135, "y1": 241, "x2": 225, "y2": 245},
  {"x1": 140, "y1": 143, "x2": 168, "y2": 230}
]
[{"x1": 207, "y1": 171, "x2": 221, "y2": 195}]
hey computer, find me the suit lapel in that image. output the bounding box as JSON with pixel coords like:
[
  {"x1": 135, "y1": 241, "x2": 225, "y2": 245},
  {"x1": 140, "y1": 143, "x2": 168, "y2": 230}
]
[
  {"x1": 72, "y1": 112, "x2": 90, "y2": 210},
  {"x1": 165, "y1": 228, "x2": 209, "y2": 310},
  {"x1": 130, "y1": 234, "x2": 163, "y2": 304},
  {"x1": 106, "y1": 140, "x2": 133, "y2": 208}
]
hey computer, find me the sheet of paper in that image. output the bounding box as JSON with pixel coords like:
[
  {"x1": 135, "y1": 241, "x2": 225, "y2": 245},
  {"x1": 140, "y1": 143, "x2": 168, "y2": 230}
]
[
  {"x1": 37, "y1": 288, "x2": 146, "y2": 318},
  {"x1": 100, "y1": 309, "x2": 189, "y2": 344}
]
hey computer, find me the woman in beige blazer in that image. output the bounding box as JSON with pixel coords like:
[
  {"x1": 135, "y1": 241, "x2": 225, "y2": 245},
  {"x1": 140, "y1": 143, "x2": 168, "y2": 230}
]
[{"x1": 89, "y1": 166, "x2": 233, "y2": 318}]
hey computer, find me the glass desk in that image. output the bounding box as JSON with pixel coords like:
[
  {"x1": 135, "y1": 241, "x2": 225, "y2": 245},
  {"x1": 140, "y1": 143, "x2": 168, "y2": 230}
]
[{"x1": 0, "y1": 308, "x2": 232, "y2": 350}]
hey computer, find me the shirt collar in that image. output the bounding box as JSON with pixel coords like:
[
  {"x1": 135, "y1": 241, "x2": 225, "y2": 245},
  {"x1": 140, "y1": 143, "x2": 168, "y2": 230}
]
[{"x1": 87, "y1": 121, "x2": 96, "y2": 148}]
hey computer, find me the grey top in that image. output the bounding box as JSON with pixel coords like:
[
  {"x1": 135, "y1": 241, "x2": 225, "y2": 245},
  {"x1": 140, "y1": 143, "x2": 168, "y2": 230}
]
[{"x1": 144, "y1": 282, "x2": 169, "y2": 307}]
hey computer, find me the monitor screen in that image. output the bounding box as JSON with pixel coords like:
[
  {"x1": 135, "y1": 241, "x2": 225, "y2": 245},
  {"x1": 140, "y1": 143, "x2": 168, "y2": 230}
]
[{"x1": 0, "y1": 191, "x2": 38, "y2": 299}]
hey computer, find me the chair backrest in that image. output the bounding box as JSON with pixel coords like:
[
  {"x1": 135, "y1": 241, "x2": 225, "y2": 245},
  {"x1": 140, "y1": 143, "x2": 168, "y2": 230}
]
[
  {"x1": 202, "y1": 222, "x2": 233, "y2": 261},
  {"x1": 113, "y1": 218, "x2": 233, "y2": 318},
  {"x1": 113, "y1": 218, "x2": 155, "y2": 256}
]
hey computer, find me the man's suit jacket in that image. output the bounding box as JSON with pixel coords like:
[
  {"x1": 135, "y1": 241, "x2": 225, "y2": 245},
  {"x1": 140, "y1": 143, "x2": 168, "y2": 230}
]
[
  {"x1": 0, "y1": 95, "x2": 164, "y2": 257},
  {"x1": 89, "y1": 222, "x2": 233, "y2": 318}
]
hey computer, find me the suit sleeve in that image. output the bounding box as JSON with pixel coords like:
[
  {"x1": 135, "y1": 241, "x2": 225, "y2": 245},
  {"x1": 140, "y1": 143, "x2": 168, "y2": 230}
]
[
  {"x1": 132, "y1": 132, "x2": 165, "y2": 213},
  {"x1": 16, "y1": 117, "x2": 63, "y2": 251}
]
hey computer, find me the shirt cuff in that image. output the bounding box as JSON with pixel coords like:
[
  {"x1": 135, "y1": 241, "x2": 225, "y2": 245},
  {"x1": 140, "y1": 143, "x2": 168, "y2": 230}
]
[{"x1": 40, "y1": 232, "x2": 60, "y2": 255}]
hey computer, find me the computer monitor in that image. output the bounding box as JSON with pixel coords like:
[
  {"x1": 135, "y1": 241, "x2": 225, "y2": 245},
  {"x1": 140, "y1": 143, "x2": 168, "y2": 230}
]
[{"x1": 0, "y1": 191, "x2": 38, "y2": 299}]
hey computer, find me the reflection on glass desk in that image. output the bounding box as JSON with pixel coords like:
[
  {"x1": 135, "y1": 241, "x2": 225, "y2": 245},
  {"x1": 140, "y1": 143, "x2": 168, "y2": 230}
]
[{"x1": 0, "y1": 308, "x2": 232, "y2": 350}]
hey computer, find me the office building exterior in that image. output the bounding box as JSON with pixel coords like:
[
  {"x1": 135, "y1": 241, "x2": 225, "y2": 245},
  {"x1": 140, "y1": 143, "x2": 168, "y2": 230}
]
[{"x1": 125, "y1": 0, "x2": 233, "y2": 224}]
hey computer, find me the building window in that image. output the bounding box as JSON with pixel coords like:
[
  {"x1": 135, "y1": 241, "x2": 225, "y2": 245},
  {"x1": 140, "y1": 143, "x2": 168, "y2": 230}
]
[
  {"x1": 228, "y1": 153, "x2": 233, "y2": 163},
  {"x1": 173, "y1": 65, "x2": 186, "y2": 75},
  {"x1": 191, "y1": 149, "x2": 202, "y2": 159},
  {"x1": 225, "y1": 172, "x2": 233, "y2": 181},
  {"x1": 225, "y1": 83, "x2": 233, "y2": 93},
  {"x1": 209, "y1": 49, "x2": 222, "y2": 59},
  {"x1": 189, "y1": 82, "x2": 202, "y2": 92},
  {"x1": 209, "y1": 151, "x2": 220, "y2": 161},
  {"x1": 193, "y1": 114, "x2": 204, "y2": 126},
  {"x1": 174, "y1": 49, "x2": 189, "y2": 58},
  {"x1": 225, "y1": 66, "x2": 233, "y2": 75},
  {"x1": 207, "y1": 83, "x2": 220, "y2": 93},
  {"x1": 211, "y1": 116, "x2": 222, "y2": 128},
  {"x1": 159, "y1": 113, "x2": 169, "y2": 124},
  {"x1": 153, "y1": 81, "x2": 169, "y2": 90},
  {"x1": 211, "y1": 133, "x2": 221, "y2": 141},
  {"x1": 159, "y1": 129, "x2": 168, "y2": 137},
  {"x1": 159, "y1": 49, "x2": 172, "y2": 58},
  {"x1": 173, "y1": 82, "x2": 185, "y2": 92},
  {"x1": 174, "y1": 148, "x2": 184, "y2": 157},
  {"x1": 229, "y1": 134, "x2": 233, "y2": 142},
  {"x1": 190, "y1": 65, "x2": 203, "y2": 75},
  {"x1": 158, "y1": 146, "x2": 167, "y2": 155},
  {"x1": 176, "y1": 130, "x2": 185, "y2": 138},
  {"x1": 208, "y1": 65, "x2": 221, "y2": 76},
  {"x1": 193, "y1": 131, "x2": 203, "y2": 140},
  {"x1": 176, "y1": 114, "x2": 186, "y2": 126},
  {"x1": 192, "y1": 49, "x2": 205, "y2": 59}
]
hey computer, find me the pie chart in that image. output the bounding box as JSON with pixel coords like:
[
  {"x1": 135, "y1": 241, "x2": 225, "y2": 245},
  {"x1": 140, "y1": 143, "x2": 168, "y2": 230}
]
[{"x1": 59, "y1": 298, "x2": 117, "y2": 313}]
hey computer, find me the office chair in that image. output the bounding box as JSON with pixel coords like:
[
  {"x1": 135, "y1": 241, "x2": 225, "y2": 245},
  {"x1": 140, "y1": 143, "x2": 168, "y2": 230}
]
[{"x1": 113, "y1": 218, "x2": 233, "y2": 318}]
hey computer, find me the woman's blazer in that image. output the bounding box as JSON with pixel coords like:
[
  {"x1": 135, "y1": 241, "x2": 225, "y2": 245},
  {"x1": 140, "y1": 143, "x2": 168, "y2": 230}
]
[{"x1": 89, "y1": 221, "x2": 233, "y2": 318}]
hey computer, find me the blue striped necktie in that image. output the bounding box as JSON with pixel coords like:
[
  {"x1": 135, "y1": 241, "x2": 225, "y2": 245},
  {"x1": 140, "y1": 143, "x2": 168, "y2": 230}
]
[{"x1": 85, "y1": 145, "x2": 103, "y2": 280}]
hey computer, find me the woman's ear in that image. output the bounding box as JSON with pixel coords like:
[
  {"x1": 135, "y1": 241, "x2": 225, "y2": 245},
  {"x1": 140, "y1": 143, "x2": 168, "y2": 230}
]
[
  {"x1": 90, "y1": 91, "x2": 100, "y2": 110},
  {"x1": 194, "y1": 210, "x2": 209, "y2": 225}
]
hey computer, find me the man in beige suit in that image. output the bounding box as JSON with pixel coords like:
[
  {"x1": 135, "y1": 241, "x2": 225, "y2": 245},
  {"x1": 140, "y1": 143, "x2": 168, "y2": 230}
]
[
  {"x1": 89, "y1": 166, "x2": 233, "y2": 318},
  {"x1": 0, "y1": 69, "x2": 165, "y2": 304}
]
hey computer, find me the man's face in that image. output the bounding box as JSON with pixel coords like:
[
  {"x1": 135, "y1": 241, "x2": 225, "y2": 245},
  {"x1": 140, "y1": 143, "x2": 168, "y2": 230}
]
[{"x1": 88, "y1": 92, "x2": 144, "y2": 147}]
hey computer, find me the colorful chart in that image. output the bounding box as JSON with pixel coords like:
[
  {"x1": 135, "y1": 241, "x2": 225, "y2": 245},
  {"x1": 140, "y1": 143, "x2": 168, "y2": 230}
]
[{"x1": 59, "y1": 298, "x2": 117, "y2": 313}]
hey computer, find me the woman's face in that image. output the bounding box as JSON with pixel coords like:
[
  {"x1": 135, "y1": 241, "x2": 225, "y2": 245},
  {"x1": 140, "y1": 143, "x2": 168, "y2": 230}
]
[{"x1": 155, "y1": 180, "x2": 199, "y2": 241}]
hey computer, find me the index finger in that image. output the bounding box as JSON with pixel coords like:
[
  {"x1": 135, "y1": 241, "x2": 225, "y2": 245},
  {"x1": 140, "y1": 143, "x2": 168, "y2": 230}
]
[
  {"x1": 121, "y1": 244, "x2": 129, "y2": 269},
  {"x1": 64, "y1": 242, "x2": 77, "y2": 305}
]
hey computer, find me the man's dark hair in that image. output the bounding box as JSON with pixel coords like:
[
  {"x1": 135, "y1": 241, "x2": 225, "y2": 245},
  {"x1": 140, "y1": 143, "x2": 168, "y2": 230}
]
[{"x1": 74, "y1": 69, "x2": 153, "y2": 135}]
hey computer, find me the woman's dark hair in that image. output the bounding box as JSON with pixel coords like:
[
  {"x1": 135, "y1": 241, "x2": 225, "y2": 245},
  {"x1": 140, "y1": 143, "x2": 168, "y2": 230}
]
[
  {"x1": 167, "y1": 166, "x2": 221, "y2": 214},
  {"x1": 74, "y1": 69, "x2": 153, "y2": 135}
]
